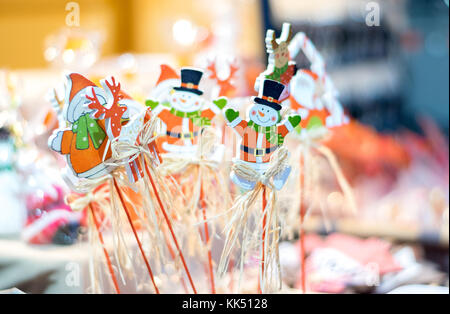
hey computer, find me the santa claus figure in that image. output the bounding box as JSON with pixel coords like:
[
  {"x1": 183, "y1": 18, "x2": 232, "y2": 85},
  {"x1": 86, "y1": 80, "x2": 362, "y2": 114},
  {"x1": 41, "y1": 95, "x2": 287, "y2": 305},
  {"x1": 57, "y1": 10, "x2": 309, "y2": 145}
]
[
  {"x1": 224, "y1": 79, "x2": 301, "y2": 190},
  {"x1": 145, "y1": 67, "x2": 226, "y2": 155},
  {"x1": 48, "y1": 73, "x2": 141, "y2": 179},
  {"x1": 289, "y1": 69, "x2": 349, "y2": 138}
]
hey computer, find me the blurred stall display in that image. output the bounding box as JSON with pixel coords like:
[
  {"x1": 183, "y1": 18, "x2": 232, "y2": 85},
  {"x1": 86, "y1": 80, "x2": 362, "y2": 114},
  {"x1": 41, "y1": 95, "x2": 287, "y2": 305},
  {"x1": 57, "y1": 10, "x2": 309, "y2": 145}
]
[
  {"x1": 0, "y1": 0, "x2": 447, "y2": 295},
  {"x1": 0, "y1": 71, "x2": 27, "y2": 236},
  {"x1": 267, "y1": 0, "x2": 449, "y2": 133},
  {"x1": 279, "y1": 233, "x2": 447, "y2": 294},
  {"x1": 0, "y1": 128, "x2": 26, "y2": 236},
  {"x1": 23, "y1": 184, "x2": 83, "y2": 245},
  {"x1": 44, "y1": 28, "x2": 103, "y2": 72}
]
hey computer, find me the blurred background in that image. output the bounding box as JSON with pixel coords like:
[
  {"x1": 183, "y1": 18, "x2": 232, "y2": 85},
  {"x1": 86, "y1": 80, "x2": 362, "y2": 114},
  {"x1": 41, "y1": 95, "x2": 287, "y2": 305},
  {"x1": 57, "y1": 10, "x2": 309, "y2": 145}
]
[
  {"x1": 1, "y1": 0, "x2": 448, "y2": 133},
  {"x1": 0, "y1": 0, "x2": 448, "y2": 294}
]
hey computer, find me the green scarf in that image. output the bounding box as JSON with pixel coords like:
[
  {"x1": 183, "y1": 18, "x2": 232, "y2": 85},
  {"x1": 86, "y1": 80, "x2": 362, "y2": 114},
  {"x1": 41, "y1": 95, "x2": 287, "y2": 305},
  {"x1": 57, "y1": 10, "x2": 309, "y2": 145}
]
[
  {"x1": 266, "y1": 63, "x2": 289, "y2": 82},
  {"x1": 169, "y1": 107, "x2": 211, "y2": 127},
  {"x1": 72, "y1": 114, "x2": 106, "y2": 150},
  {"x1": 247, "y1": 120, "x2": 284, "y2": 146}
]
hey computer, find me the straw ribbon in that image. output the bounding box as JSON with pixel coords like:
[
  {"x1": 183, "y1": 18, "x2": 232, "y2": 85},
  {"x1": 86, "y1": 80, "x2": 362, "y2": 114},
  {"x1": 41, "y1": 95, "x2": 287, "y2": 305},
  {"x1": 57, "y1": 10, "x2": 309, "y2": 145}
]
[
  {"x1": 158, "y1": 127, "x2": 221, "y2": 176},
  {"x1": 110, "y1": 115, "x2": 159, "y2": 164},
  {"x1": 232, "y1": 146, "x2": 289, "y2": 190},
  {"x1": 66, "y1": 184, "x2": 110, "y2": 212}
]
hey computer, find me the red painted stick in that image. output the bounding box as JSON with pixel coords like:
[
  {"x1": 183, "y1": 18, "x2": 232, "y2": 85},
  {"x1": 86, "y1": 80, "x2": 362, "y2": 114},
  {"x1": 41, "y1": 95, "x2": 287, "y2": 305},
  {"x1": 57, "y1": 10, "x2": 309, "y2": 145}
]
[
  {"x1": 299, "y1": 154, "x2": 307, "y2": 294},
  {"x1": 142, "y1": 159, "x2": 198, "y2": 294},
  {"x1": 163, "y1": 227, "x2": 189, "y2": 294},
  {"x1": 112, "y1": 178, "x2": 160, "y2": 294},
  {"x1": 200, "y1": 182, "x2": 216, "y2": 294},
  {"x1": 88, "y1": 203, "x2": 121, "y2": 294},
  {"x1": 259, "y1": 185, "x2": 267, "y2": 294}
]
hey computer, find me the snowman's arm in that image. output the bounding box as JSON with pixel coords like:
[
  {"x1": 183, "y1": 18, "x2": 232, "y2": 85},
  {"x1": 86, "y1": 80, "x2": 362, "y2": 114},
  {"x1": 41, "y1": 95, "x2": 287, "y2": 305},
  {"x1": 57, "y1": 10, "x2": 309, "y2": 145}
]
[
  {"x1": 277, "y1": 123, "x2": 290, "y2": 138},
  {"x1": 145, "y1": 100, "x2": 170, "y2": 126},
  {"x1": 201, "y1": 108, "x2": 217, "y2": 120},
  {"x1": 145, "y1": 99, "x2": 168, "y2": 118},
  {"x1": 202, "y1": 97, "x2": 227, "y2": 120},
  {"x1": 277, "y1": 115, "x2": 301, "y2": 137},
  {"x1": 227, "y1": 118, "x2": 247, "y2": 138}
]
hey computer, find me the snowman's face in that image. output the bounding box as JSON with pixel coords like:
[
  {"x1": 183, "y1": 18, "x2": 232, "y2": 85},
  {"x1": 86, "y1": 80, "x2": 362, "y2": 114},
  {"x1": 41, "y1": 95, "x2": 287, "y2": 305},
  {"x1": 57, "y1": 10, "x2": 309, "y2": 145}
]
[
  {"x1": 249, "y1": 103, "x2": 279, "y2": 127},
  {"x1": 170, "y1": 90, "x2": 203, "y2": 112}
]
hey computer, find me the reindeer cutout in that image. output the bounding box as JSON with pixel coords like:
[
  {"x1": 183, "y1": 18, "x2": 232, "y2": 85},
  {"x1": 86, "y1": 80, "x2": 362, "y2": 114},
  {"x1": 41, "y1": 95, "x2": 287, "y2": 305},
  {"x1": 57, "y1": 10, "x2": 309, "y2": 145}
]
[
  {"x1": 255, "y1": 23, "x2": 297, "y2": 102},
  {"x1": 86, "y1": 77, "x2": 128, "y2": 139},
  {"x1": 207, "y1": 59, "x2": 239, "y2": 97}
]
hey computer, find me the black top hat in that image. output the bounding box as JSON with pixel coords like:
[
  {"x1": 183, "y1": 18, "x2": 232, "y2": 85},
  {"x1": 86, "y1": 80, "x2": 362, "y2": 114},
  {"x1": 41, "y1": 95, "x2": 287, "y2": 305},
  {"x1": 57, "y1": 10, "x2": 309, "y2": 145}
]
[
  {"x1": 173, "y1": 68, "x2": 204, "y2": 95},
  {"x1": 253, "y1": 79, "x2": 285, "y2": 111}
]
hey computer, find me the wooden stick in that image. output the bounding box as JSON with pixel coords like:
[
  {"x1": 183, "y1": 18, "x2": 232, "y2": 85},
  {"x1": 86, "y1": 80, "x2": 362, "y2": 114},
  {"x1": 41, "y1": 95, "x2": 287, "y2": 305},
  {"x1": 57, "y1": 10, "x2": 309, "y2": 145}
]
[
  {"x1": 200, "y1": 181, "x2": 216, "y2": 294},
  {"x1": 112, "y1": 178, "x2": 160, "y2": 294},
  {"x1": 88, "y1": 203, "x2": 121, "y2": 294},
  {"x1": 163, "y1": 227, "x2": 189, "y2": 294},
  {"x1": 228, "y1": 258, "x2": 235, "y2": 293},
  {"x1": 142, "y1": 158, "x2": 198, "y2": 294},
  {"x1": 299, "y1": 152, "x2": 307, "y2": 294},
  {"x1": 259, "y1": 185, "x2": 267, "y2": 294}
]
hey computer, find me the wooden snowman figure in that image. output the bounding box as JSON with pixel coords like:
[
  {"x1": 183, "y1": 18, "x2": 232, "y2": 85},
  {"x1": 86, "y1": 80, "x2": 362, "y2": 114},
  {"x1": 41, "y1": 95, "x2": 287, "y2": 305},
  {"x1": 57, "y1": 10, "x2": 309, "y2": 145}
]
[
  {"x1": 146, "y1": 67, "x2": 226, "y2": 155},
  {"x1": 225, "y1": 79, "x2": 301, "y2": 190}
]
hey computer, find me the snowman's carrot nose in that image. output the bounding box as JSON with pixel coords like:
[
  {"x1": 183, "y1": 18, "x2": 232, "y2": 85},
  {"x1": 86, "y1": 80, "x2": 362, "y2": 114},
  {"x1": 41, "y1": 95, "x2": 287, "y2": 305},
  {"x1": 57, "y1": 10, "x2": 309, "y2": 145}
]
[{"x1": 258, "y1": 111, "x2": 265, "y2": 117}]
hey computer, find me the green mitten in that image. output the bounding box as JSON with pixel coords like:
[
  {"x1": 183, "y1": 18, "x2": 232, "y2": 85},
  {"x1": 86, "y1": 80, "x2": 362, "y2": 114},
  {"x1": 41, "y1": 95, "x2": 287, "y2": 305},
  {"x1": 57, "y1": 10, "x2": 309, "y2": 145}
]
[
  {"x1": 288, "y1": 115, "x2": 301, "y2": 128},
  {"x1": 225, "y1": 109, "x2": 240, "y2": 123},
  {"x1": 213, "y1": 97, "x2": 227, "y2": 110},
  {"x1": 145, "y1": 99, "x2": 159, "y2": 110}
]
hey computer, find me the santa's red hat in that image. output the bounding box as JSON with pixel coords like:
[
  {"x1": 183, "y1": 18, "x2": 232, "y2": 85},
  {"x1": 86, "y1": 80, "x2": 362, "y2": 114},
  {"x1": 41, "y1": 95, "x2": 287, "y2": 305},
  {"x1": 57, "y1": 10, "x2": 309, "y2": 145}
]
[
  {"x1": 66, "y1": 73, "x2": 97, "y2": 104},
  {"x1": 156, "y1": 64, "x2": 180, "y2": 85}
]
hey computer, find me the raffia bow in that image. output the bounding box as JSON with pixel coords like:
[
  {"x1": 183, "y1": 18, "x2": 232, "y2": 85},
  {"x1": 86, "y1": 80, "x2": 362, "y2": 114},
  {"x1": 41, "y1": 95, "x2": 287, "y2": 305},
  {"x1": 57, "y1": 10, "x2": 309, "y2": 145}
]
[
  {"x1": 219, "y1": 146, "x2": 290, "y2": 293},
  {"x1": 232, "y1": 146, "x2": 289, "y2": 190},
  {"x1": 65, "y1": 184, "x2": 110, "y2": 212},
  {"x1": 158, "y1": 127, "x2": 220, "y2": 176},
  {"x1": 110, "y1": 115, "x2": 159, "y2": 165}
]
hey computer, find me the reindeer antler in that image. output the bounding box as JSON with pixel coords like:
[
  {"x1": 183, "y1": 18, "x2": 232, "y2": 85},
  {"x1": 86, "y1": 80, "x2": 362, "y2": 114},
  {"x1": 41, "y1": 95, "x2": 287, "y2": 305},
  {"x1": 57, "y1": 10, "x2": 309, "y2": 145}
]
[
  {"x1": 86, "y1": 88, "x2": 107, "y2": 119},
  {"x1": 87, "y1": 76, "x2": 128, "y2": 139},
  {"x1": 207, "y1": 61, "x2": 219, "y2": 81},
  {"x1": 207, "y1": 59, "x2": 238, "y2": 97},
  {"x1": 265, "y1": 29, "x2": 278, "y2": 53},
  {"x1": 104, "y1": 76, "x2": 123, "y2": 107},
  {"x1": 281, "y1": 23, "x2": 293, "y2": 44},
  {"x1": 229, "y1": 61, "x2": 239, "y2": 79}
]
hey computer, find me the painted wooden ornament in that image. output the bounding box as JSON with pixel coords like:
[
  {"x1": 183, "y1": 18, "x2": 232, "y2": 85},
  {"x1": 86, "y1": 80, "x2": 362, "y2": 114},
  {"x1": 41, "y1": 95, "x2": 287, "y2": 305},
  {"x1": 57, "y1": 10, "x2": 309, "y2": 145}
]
[
  {"x1": 225, "y1": 79, "x2": 301, "y2": 190},
  {"x1": 145, "y1": 67, "x2": 227, "y2": 155},
  {"x1": 48, "y1": 73, "x2": 141, "y2": 179},
  {"x1": 255, "y1": 23, "x2": 297, "y2": 103}
]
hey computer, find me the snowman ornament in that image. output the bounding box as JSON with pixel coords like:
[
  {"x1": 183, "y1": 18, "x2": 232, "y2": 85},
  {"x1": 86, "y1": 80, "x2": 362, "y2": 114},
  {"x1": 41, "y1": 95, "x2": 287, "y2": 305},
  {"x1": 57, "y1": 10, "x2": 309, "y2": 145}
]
[
  {"x1": 145, "y1": 67, "x2": 226, "y2": 156},
  {"x1": 224, "y1": 79, "x2": 301, "y2": 190}
]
